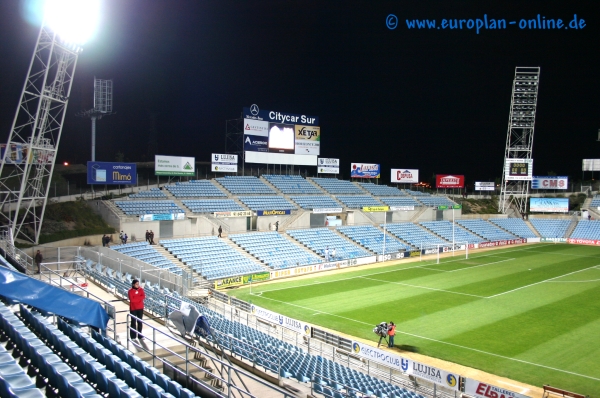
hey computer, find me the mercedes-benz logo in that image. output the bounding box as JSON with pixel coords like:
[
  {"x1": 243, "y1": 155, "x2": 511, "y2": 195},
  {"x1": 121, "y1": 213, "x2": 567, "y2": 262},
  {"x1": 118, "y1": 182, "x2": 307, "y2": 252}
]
[{"x1": 250, "y1": 104, "x2": 259, "y2": 115}]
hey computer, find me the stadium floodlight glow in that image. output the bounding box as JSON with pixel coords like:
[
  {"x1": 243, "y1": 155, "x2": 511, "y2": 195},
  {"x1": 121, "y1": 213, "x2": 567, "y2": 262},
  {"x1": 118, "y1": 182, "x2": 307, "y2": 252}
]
[{"x1": 43, "y1": 0, "x2": 101, "y2": 46}]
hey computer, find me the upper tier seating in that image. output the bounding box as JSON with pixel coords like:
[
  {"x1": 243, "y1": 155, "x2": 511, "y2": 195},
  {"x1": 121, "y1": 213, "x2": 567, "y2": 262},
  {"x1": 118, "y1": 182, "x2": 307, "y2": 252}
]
[
  {"x1": 216, "y1": 176, "x2": 276, "y2": 194},
  {"x1": 489, "y1": 218, "x2": 537, "y2": 239},
  {"x1": 337, "y1": 225, "x2": 411, "y2": 254},
  {"x1": 160, "y1": 237, "x2": 265, "y2": 280},
  {"x1": 336, "y1": 196, "x2": 383, "y2": 209},
  {"x1": 111, "y1": 242, "x2": 183, "y2": 275},
  {"x1": 384, "y1": 223, "x2": 448, "y2": 248},
  {"x1": 129, "y1": 187, "x2": 167, "y2": 199},
  {"x1": 358, "y1": 183, "x2": 404, "y2": 196},
  {"x1": 310, "y1": 178, "x2": 364, "y2": 194},
  {"x1": 380, "y1": 197, "x2": 422, "y2": 208},
  {"x1": 237, "y1": 196, "x2": 296, "y2": 211},
  {"x1": 289, "y1": 196, "x2": 342, "y2": 210},
  {"x1": 529, "y1": 219, "x2": 571, "y2": 238},
  {"x1": 114, "y1": 200, "x2": 185, "y2": 216},
  {"x1": 570, "y1": 220, "x2": 600, "y2": 240},
  {"x1": 230, "y1": 232, "x2": 323, "y2": 269},
  {"x1": 181, "y1": 199, "x2": 245, "y2": 213},
  {"x1": 416, "y1": 197, "x2": 455, "y2": 207},
  {"x1": 589, "y1": 195, "x2": 600, "y2": 208},
  {"x1": 165, "y1": 180, "x2": 227, "y2": 198},
  {"x1": 403, "y1": 190, "x2": 430, "y2": 196},
  {"x1": 263, "y1": 175, "x2": 323, "y2": 194},
  {"x1": 456, "y1": 219, "x2": 517, "y2": 242},
  {"x1": 420, "y1": 221, "x2": 485, "y2": 244},
  {"x1": 287, "y1": 228, "x2": 371, "y2": 260}
]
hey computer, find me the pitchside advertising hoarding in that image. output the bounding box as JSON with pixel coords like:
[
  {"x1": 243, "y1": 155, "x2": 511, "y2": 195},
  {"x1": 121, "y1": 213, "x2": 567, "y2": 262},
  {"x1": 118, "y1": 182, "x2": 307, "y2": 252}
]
[
  {"x1": 155, "y1": 155, "x2": 195, "y2": 176},
  {"x1": 87, "y1": 162, "x2": 137, "y2": 185},
  {"x1": 531, "y1": 176, "x2": 568, "y2": 190},
  {"x1": 317, "y1": 158, "x2": 339, "y2": 174},
  {"x1": 504, "y1": 158, "x2": 533, "y2": 181},
  {"x1": 250, "y1": 304, "x2": 311, "y2": 336},
  {"x1": 436, "y1": 175, "x2": 464, "y2": 189},
  {"x1": 1, "y1": 143, "x2": 54, "y2": 165},
  {"x1": 351, "y1": 163, "x2": 380, "y2": 179},
  {"x1": 463, "y1": 378, "x2": 531, "y2": 398},
  {"x1": 211, "y1": 153, "x2": 238, "y2": 173},
  {"x1": 530, "y1": 197, "x2": 569, "y2": 213},
  {"x1": 391, "y1": 169, "x2": 419, "y2": 183},
  {"x1": 475, "y1": 182, "x2": 495, "y2": 191}
]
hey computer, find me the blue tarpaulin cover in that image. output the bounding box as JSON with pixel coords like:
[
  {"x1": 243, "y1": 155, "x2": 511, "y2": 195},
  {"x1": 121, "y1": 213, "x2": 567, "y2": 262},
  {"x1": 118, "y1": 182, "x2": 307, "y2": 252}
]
[{"x1": 0, "y1": 266, "x2": 109, "y2": 330}]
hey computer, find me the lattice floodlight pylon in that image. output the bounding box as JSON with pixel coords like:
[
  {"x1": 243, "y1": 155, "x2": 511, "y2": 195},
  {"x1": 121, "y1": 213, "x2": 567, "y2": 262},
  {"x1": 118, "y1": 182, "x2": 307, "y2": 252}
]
[
  {"x1": 0, "y1": 24, "x2": 82, "y2": 244},
  {"x1": 499, "y1": 67, "x2": 540, "y2": 216}
]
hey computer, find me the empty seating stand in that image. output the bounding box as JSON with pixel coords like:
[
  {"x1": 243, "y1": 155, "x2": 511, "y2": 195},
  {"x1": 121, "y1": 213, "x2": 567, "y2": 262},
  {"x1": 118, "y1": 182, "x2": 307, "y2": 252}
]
[
  {"x1": 310, "y1": 178, "x2": 364, "y2": 194},
  {"x1": 489, "y1": 218, "x2": 537, "y2": 239},
  {"x1": 336, "y1": 196, "x2": 383, "y2": 209},
  {"x1": 568, "y1": 220, "x2": 600, "y2": 240},
  {"x1": 114, "y1": 200, "x2": 185, "y2": 216},
  {"x1": 129, "y1": 188, "x2": 167, "y2": 199},
  {"x1": 237, "y1": 196, "x2": 296, "y2": 211},
  {"x1": 380, "y1": 197, "x2": 422, "y2": 208},
  {"x1": 165, "y1": 180, "x2": 228, "y2": 198},
  {"x1": 337, "y1": 225, "x2": 411, "y2": 254},
  {"x1": 287, "y1": 228, "x2": 372, "y2": 260},
  {"x1": 529, "y1": 219, "x2": 571, "y2": 238},
  {"x1": 290, "y1": 196, "x2": 341, "y2": 210},
  {"x1": 181, "y1": 199, "x2": 246, "y2": 213},
  {"x1": 456, "y1": 219, "x2": 517, "y2": 242},
  {"x1": 216, "y1": 176, "x2": 275, "y2": 194},
  {"x1": 111, "y1": 242, "x2": 183, "y2": 275},
  {"x1": 358, "y1": 182, "x2": 404, "y2": 196},
  {"x1": 416, "y1": 197, "x2": 456, "y2": 207},
  {"x1": 385, "y1": 223, "x2": 448, "y2": 248},
  {"x1": 263, "y1": 175, "x2": 324, "y2": 194},
  {"x1": 420, "y1": 221, "x2": 485, "y2": 244}
]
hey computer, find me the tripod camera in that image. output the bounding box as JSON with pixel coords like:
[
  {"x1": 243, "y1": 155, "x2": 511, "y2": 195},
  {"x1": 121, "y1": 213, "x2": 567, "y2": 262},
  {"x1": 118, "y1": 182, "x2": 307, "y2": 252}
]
[{"x1": 373, "y1": 322, "x2": 388, "y2": 348}]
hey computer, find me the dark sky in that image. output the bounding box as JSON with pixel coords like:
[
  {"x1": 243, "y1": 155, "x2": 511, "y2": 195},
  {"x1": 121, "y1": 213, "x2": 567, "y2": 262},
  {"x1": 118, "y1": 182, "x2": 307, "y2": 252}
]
[{"x1": 0, "y1": 1, "x2": 599, "y2": 184}]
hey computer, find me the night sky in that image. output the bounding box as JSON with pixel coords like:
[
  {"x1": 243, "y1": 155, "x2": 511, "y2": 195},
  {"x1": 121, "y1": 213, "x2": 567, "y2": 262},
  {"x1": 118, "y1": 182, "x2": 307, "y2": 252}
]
[{"x1": 0, "y1": 1, "x2": 599, "y2": 184}]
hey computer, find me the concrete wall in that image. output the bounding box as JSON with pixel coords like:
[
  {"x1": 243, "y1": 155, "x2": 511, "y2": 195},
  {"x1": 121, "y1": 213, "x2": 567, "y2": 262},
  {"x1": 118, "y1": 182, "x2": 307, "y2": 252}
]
[
  {"x1": 284, "y1": 212, "x2": 312, "y2": 230},
  {"x1": 256, "y1": 215, "x2": 291, "y2": 232}
]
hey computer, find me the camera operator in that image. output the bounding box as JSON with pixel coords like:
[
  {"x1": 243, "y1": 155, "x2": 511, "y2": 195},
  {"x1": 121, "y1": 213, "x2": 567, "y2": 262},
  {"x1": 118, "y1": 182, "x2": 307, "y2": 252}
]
[{"x1": 387, "y1": 321, "x2": 396, "y2": 348}]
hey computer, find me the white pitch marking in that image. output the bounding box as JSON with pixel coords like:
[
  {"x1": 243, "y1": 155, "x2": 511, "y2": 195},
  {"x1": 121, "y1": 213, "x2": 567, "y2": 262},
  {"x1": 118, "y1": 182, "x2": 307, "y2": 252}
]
[
  {"x1": 358, "y1": 276, "x2": 488, "y2": 299},
  {"x1": 446, "y1": 257, "x2": 515, "y2": 272}
]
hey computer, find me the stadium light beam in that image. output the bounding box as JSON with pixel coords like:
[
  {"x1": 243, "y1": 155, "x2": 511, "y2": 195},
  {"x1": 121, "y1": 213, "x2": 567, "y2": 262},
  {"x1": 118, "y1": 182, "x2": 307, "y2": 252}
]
[{"x1": 43, "y1": 0, "x2": 101, "y2": 46}]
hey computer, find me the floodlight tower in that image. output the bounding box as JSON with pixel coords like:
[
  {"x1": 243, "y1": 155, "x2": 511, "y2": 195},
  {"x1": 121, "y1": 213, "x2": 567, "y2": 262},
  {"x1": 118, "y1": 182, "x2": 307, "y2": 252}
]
[
  {"x1": 78, "y1": 78, "x2": 113, "y2": 161},
  {"x1": 0, "y1": 0, "x2": 100, "y2": 244},
  {"x1": 499, "y1": 67, "x2": 540, "y2": 216}
]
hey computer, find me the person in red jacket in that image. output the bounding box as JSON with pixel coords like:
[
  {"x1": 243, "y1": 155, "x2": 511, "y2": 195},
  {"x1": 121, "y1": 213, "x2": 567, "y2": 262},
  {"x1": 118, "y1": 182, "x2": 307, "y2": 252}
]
[
  {"x1": 128, "y1": 279, "x2": 145, "y2": 340},
  {"x1": 387, "y1": 321, "x2": 396, "y2": 348}
]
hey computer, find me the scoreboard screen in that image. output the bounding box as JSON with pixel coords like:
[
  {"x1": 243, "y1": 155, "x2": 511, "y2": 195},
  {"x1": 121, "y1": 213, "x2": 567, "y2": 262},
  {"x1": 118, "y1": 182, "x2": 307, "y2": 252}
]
[
  {"x1": 505, "y1": 158, "x2": 533, "y2": 181},
  {"x1": 509, "y1": 162, "x2": 529, "y2": 177}
]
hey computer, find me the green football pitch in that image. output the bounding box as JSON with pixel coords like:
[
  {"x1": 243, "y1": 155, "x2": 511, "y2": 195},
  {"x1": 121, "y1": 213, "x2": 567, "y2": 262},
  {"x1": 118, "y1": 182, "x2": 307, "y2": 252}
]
[{"x1": 229, "y1": 243, "x2": 600, "y2": 396}]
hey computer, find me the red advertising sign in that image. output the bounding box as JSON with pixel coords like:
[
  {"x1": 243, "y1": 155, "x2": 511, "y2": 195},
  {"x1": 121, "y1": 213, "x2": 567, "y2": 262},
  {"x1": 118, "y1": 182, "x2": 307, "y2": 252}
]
[
  {"x1": 436, "y1": 174, "x2": 465, "y2": 189},
  {"x1": 567, "y1": 238, "x2": 600, "y2": 246},
  {"x1": 478, "y1": 239, "x2": 527, "y2": 248}
]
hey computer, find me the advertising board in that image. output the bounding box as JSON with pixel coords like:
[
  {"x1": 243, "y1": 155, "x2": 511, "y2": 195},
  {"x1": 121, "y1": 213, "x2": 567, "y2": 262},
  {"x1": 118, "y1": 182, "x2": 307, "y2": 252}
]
[
  {"x1": 268, "y1": 123, "x2": 295, "y2": 153},
  {"x1": 244, "y1": 135, "x2": 268, "y2": 152},
  {"x1": 312, "y1": 208, "x2": 343, "y2": 214},
  {"x1": 436, "y1": 175, "x2": 464, "y2": 189},
  {"x1": 294, "y1": 125, "x2": 320, "y2": 155},
  {"x1": 155, "y1": 155, "x2": 195, "y2": 176},
  {"x1": 582, "y1": 159, "x2": 600, "y2": 171},
  {"x1": 463, "y1": 378, "x2": 531, "y2": 398},
  {"x1": 211, "y1": 153, "x2": 238, "y2": 173},
  {"x1": 214, "y1": 275, "x2": 243, "y2": 289},
  {"x1": 362, "y1": 206, "x2": 390, "y2": 212},
  {"x1": 351, "y1": 163, "x2": 380, "y2": 179},
  {"x1": 504, "y1": 158, "x2": 533, "y2": 181},
  {"x1": 250, "y1": 304, "x2": 311, "y2": 335},
  {"x1": 213, "y1": 211, "x2": 252, "y2": 218},
  {"x1": 530, "y1": 198, "x2": 569, "y2": 213},
  {"x1": 243, "y1": 119, "x2": 268, "y2": 137},
  {"x1": 0, "y1": 144, "x2": 54, "y2": 165},
  {"x1": 531, "y1": 176, "x2": 568, "y2": 190},
  {"x1": 139, "y1": 214, "x2": 185, "y2": 221},
  {"x1": 390, "y1": 206, "x2": 415, "y2": 211},
  {"x1": 256, "y1": 210, "x2": 291, "y2": 216},
  {"x1": 567, "y1": 238, "x2": 600, "y2": 246},
  {"x1": 317, "y1": 158, "x2": 339, "y2": 174},
  {"x1": 87, "y1": 162, "x2": 137, "y2": 185},
  {"x1": 391, "y1": 169, "x2": 419, "y2": 183},
  {"x1": 478, "y1": 239, "x2": 526, "y2": 248},
  {"x1": 475, "y1": 182, "x2": 495, "y2": 191}
]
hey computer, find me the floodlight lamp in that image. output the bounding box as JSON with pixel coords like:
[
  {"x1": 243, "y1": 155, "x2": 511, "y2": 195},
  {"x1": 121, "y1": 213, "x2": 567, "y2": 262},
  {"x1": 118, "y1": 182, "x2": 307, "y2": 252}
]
[{"x1": 43, "y1": 0, "x2": 101, "y2": 46}]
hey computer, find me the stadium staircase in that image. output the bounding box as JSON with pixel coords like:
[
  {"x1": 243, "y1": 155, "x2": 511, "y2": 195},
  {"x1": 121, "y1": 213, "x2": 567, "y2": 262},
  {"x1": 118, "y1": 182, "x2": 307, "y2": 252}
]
[
  {"x1": 279, "y1": 210, "x2": 305, "y2": 232},
  {"x1": 565, "y1": 219, "x2": 579, "y2": 238},
  {"x1": 409, "y1": 206, "x2": 429, "y2": 222},
  {"x1": 524, "y1": 220, "x2": 541, "y2": 237},
  {"x1": 583, "y1": 197, "x2": 600, "y2": 220}
]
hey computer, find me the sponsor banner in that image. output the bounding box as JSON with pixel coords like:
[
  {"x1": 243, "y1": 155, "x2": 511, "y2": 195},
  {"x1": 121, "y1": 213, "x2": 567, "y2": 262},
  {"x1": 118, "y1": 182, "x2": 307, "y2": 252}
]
[
  {"x1": 213, "y1": 211, "x2": 252, "y2": 218},
  {"x1": 87, "y1": 162, "x2": 137, "y2": 185},
  {"x1": 478, "y1": 239, "x2": 526, "y2": 248},
  {"x1": 214, "y1": 276, "x2": 243, "y2": 289},
  {"x1": 250, "y1": 304, "x2": 311, "y2": 335},
  {"x1": 442, "y1": 244, "x2": 466, "y2": 252},
  {"x1": 362, "y1": 206, "x2": 390, "y2": 212},
  {"x1": 317, "y1": 158, "x2": 340, "y2": 174},
  {"x1": 256, "y1": 209, "x2": 291, "y2": 216},
  {"x1": 531, "y1": 176, "x2": 568, "y2": 190},
  {"x1": 211, "y1": 153, "x2": 238, "y2": 173},
  {"x1": 437, "y1": 204, "x2": 462, "y2": 210},
  {"x1": 408, "y1": 250, "x2": 421, "y2": 258},
  {"x1": 390, "y1": 206, "x2": 415, "y2": 211},
  {"x1": 1, "y1": 143, "x2": 54, "y2": 165},
  {"x1": 349, "y1": 256, "x2": 376, "y2": 266},
  {"x1": 242, "y1": 272, "x2": 270, "y2": 284},
  {"x1": 567, "y1": 238, "x2": 600, "y2": 246},
  {"x1": 391, "y1": 169, "x2": 419, "y2": 183},
  {"x1": 475, "y1": 182, "x2": 495, "y2": 191},
  {"x1": 582, "y1": 159, "x2": 600, "y2": 172},
  {"x1": 530, "y1": 198, "x2": 569, "y2": 213},
  {"x1": 155, "y1": 155, "x2": 195, "y2": 176},
  {"x1": 377, "y1": 252, "x2": 405, "y2": 262},
  {"x1": 268, "y1": 123, "x2": 295, "y2": 154},
  {"x1": 505, "y1": 158, "x2": 533, "y2": 181},
  {"x1": 312, "y1": 208, "x2": 343, "y2": 214},
  {"x1": 244, "y1": 135, "x2": 268, "y2": 152},
  {"x1": 422, "y1": 248, "x2": 441, "y2": 255},
  {"x1": 139, "y1": 213, "x2": 185, "y2": 222},
  {"x1": 436, "y1": 175, "x2": 465, "y2": 189},
  {"x1": 294, "y1": 125, "x2": 320, "y2": 155},
  {"x1": 527, "y1": 238, "x2": 540, "y2": 243},
  {"x1": 243, "y1": 106, "x2": 319, "y2": 126},
  {"x1": 243, "y1": 118, "x2": 269, "y2": 137},
  {"x1": 351, "y1": 342, "x2": 459, "y2": 391},
  {"x1": 351, "y1": 163, "x2": 380, "y2": 179},
  {"x1": 540, "y1": 237, "x2": 565, "y2": 243},
  {"x1": 464, "y1": 378, "x2": 531, "y2": 398}
]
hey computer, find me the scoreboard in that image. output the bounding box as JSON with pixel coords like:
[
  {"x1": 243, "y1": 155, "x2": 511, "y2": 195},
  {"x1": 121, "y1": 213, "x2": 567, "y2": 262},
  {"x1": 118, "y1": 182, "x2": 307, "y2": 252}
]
[{"x1": 505, "y1": 158, "x2": 533, "y2": 181}]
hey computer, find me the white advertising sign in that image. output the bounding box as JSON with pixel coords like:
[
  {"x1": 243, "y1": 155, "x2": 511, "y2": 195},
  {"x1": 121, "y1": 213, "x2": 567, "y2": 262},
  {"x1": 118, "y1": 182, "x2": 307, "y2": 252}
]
[
  {"x1": 243, "y1": 119, "x2": 269, "y2": 137},
  {"x1": 464, "y1": 378, "x2": 531, "y2": 398},
  {"x1": 504, "y1": 158, "x2": 533, "y2": 181},
  {"x1": 390, "y1": 206, "x2": 415, "y2": 211},
  {"x1": 350, "y1": 341, "x2": 459, "y2": 390},
  {"x1": 250, "y1": 304, "x2": 311, "y2": 335},
  {"x1": 312, "y1": 208, "x2": 343, "y2": 214},
  {"x1": 531, "y1": 176, "x2": 568, "y2": 190},
  {"x1": 475, "y1": 182, "x2": 495, "y2": 191},
  {"x1": 391, "y1": 169, "x2": 419, "y2": 183},
  {"x1": 582, "y1": 159, "x2": 600, "y2": 171},
  {"x1": 317, "y1": 158, "x2": 340, "y2": 174},
  {"x1": 155, "y1": 155, "x2": 195, "y2": 176},
  {"x1": 211, "y1": 153, "x2": 238, "y2": 173},
  {"x1": 213, "y1": 211, "x2": 252, "y2": 218}
]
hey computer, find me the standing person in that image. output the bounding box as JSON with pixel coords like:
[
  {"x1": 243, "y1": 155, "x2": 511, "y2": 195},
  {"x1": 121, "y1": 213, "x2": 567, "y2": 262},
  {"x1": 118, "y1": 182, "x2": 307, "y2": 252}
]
[
  {"x1": 123, "y1": 233, "x2": 128, "y2": 244},
  {"x1": 145, "y1": 230, "x2": 150, "y2": 242},
  {"x1": 275, "y1": 221, "x2": 279, "y2": 231},
  {"x1": 119, "y1": 230, "x2": 124, "y2": 242},
  {"x1": 34, "y1": 250, "x2": 43, "y2": 274},
  {"x1": 331, "y1": 248, "x2": 336, "y2": 260},
  {"x1": 149, "y1": 230, "x2": 155, "y2": 244},
  {"x1": 218, "y1": 226, "x2": 223, "y2": 238},
  {"x1": 324, "y1": 247, "x2": 329, "y2": 262},
  {"x1": 387, "y1": 322, "x2": 396, "y2": 348},
  {"x1": 128, "y1": 279, "x2": 145, "y2": 340},
  {"x1": 101, "y1": 235, "x2": 107, "y2": 247}
]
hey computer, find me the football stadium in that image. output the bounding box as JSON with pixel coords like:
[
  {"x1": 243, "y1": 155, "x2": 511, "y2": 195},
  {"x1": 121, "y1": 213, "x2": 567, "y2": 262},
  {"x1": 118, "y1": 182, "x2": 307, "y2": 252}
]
[{"x1": 0, "y1": 2, "x2": 599, "y2": 398}]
